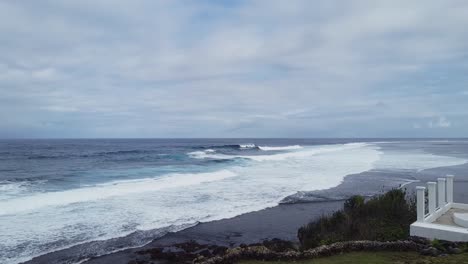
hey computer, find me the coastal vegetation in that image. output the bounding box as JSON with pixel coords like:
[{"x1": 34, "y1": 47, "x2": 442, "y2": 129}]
[{"x1": 298, "y1": 189, "x2": 417, "y2": 249}]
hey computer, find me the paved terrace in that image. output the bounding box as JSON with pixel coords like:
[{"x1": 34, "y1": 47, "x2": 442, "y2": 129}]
[
  {"x1": 434, "y1": 208, "x2": 468, "y2": 227},
  {"x1": 410, "y1": 175, "x2": 468, "y2": 241}
]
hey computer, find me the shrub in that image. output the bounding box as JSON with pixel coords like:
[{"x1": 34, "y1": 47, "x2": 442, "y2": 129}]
[{"x1": 298, "y1": 189, "x2": 416, "y2": 249}]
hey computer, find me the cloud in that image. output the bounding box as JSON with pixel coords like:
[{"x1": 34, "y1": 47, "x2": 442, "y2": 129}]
[
  {"x1": 31, "y1": 68, "x2": 60, "y2": 80},
  {"x1": 413, "y1": 123, "x2": 421, "y2": 129},
  {"x1": 0, "y1": 0, "x2": 468, "y2": 137},
  {"x1": 428, "y1": 116, "x2": 451, "y2": 128}
]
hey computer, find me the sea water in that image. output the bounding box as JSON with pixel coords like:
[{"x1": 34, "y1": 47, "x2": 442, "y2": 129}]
[{"x1": 0, "y1": 139, "x2": 467, "y2": 263}]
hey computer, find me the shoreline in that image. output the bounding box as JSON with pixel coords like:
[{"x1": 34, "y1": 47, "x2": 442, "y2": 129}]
[
  {"x1": 87, "y1": 201, "x2": 345, "y2": 264},
  {"x1": 25, "y1": 199, "x2": 345, "y2": 264},
  {"x1": 86, "y1": 167, "x2": 468, "y2": 264},
  {"x1": 25, "y1": 160, "x2": 468, "y2": 264}
]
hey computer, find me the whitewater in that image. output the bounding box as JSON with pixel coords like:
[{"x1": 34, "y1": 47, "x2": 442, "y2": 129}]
[{"x1": 0, "y1": 139, "x2": 467, "y2": 264}]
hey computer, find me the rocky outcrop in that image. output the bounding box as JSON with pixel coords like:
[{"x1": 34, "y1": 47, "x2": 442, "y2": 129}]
[
  {"x1": 196, "y1": 240, "x2": 424, "y2": 264},
  {"x1": 136, "y1": 240, "x2": 228, "y2": 263},
  {"x1": 130, "y1": 237, "x2": 467, "y2": 264}
]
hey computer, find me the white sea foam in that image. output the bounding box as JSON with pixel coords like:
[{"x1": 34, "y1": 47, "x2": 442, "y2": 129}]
[
  {"x1": 239, "y1": 143, "x2": 256, "y2": 149},
  {"x1": 0, "y1": 181, "x2": 26, "y2": 195},
  {"x1": 374, "y1": 151, "x2": 467, "y2": 172},
  {"x1": 0, "y1": 170, "x2": 237, "y2": 216},
  {"x1": 258, "y1": 145, "x2": 303, "y2": 151},
  {"x1": 0, "y1": 180, "x2": 46, "y2": 200},
  {"x1": 246, "y1": 143, "x2": 368, "y2": 161},
  {"x1": 187, "y1": 150, "x2": 233, "y2": 160},
  {"x1": 189, "y1": 143, "x2": 369, "y2": 162}
]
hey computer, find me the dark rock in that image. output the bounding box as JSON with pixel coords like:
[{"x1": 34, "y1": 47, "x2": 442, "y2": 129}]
[
  {"x1": 138, "y1": 246, "x2": 195, "y2": 262},
  {"x1": 198, "y1": 249, "x2": 213, "y2": 258},
  {"x1": 409, "y1": 236, "x2": 431, "y2": 245},
  {"x1": 262, "y1": 238, "x2": 296, "y2": 252},
  {"x1": 447, "y1": 247, "x2": 462, "y2": 254},
  {"x1": 135, "y1": 241, "x2": 233, "y2": 263},
  {"x1": 174, "y1": 240, "x2": 204, "y2": 253},
  {"x1": 420, "y1": 247, "x2": 439, "y2": 257},
  {"x1": 197, "y1": 240, "x2": 423, "y2": 264},
  {"x1": 211, "y1": 246, "x2": 228, "y2": 255},
  {"x1": 440, "y1": 240, "x2": 457, "y2": 249}
]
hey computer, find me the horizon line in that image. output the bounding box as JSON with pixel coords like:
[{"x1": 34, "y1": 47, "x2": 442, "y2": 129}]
[{"x1": 1, "y1": 137, "x2": 468, "y2": 140}]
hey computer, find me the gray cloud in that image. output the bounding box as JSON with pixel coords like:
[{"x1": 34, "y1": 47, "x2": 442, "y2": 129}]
[{"x1": 1, "y1": 0, "x2": 468, "y2": 138}]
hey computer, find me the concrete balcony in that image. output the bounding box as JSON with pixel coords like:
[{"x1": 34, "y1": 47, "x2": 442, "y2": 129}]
[{"x1": 410, "y1": 175, "x2": 468, "y2": 242}]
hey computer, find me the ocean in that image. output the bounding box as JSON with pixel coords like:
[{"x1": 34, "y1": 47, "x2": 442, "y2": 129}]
[{"x1": 1, "y1": 138, "x2": 468, "y2": 263}]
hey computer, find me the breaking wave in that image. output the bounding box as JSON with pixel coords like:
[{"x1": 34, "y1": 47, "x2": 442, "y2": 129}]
[
  {"x1": 189, "y1": 143, "x2": 369, "y2": 162},
  {"x1": 258, "y1": 145, "x2": 303, "y2": 151},
  {"x1": 195, "y1": 144, "x2": 259, "y2": 150},
  {"x1": 0, "y1": 170, "x2": 237, "y2": 216}
]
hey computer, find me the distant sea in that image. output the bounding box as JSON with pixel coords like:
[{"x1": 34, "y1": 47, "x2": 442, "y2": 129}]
[{"x1": 1, "y1": 138, "x2": 468, "y2": 263}]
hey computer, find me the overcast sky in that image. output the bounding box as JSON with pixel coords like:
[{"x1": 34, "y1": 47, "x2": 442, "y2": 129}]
[{"x1": 1, "y1": 0, "x2": 468, "y2": 138}]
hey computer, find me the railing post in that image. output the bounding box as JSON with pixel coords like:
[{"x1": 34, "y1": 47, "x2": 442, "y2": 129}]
[
  {"x1": 416, "y1": 186, "x2": 426, "y2": 222},
  {"x1": 446, "y1": 175, "x2": 454, "y2": 204},
  {"x1": 437, "y1": 178, "x2": 446, "y2": 208},
  {"x1": 427, "y1": 182, "x2": 436, "y2": 214}
]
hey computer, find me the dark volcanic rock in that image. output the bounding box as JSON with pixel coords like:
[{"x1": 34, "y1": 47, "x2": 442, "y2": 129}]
[
  {"x1": 197, "y1": 240, "x2": 424, "y2": 264},
  {"x1": 409, "y1": 236, "x2": 431, "y2": 245},
  {"x1": 447, "y1": 246, "x2": 462, "y2": 254},
  {"x1": 210, "y1": 246, "x2": 228, "y2": 255},
  {"x1": 136, "y1": 240, "x2": 233, "y2": 263},
  {"x1": 420, "y1": 247, "x2": 439, "y2": 257},
  {"x1": 262, "y1": 238, "x2": 296, "y2": 252}
]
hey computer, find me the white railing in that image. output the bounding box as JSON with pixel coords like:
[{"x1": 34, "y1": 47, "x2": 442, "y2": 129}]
[
  {"x1": 437, "y1": 178, "x2": 446, "y2": 207},
  {"x1": 416, "y1": 175, "x2": 454, "y2": 223},
  {"x1": 446, "y1": 175, "x2": 454, "y2": 203},
  {"x1": 416, "y1": 186, "x2": 426, "y2": 222},
  {"x1": 427, "y1": 182, "x2": 436, "y2": 214}
]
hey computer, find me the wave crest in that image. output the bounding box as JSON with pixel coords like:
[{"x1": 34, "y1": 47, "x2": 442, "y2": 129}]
[
  {"x1": 258, "y1": 145, "x2": 303, "y2": 151},
  {"x1": 189, "y1": 143, "x2": 371, "y2": 162},
  {"x1": 239, "y1": 144, "x2": 257, "y2": 149},
  {"x1": 195, "y1": 144, "x2": 259, "y2": 150}
]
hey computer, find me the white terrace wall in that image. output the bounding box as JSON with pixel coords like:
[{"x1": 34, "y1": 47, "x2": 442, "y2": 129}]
[{"x1": 410, "y1": 175, "x2": 468, "y2": 242}]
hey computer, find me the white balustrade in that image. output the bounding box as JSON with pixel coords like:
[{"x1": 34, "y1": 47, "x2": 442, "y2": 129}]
[
  {"x1": 437, "y1": 178, "x2": 446, "y2": 208},
  {"x1": 446, "y1": 175, "x2": 454, "y2": 204},
  {"x1": 427, "y1": 182, "x2": 436, "y2": 214},
  {"x1": 416, "y1": 186, "x2": 426, "y2": 222}
]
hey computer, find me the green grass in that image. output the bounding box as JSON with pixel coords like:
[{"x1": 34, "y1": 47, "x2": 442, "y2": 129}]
[{"x1": 239, "y1": 251, "x2": 468, "y2": 264}]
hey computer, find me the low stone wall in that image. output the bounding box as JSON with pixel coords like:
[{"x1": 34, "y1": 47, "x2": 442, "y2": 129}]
[{"x1": 196, "y1": 240, "x2": 425, "y2": 264}]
